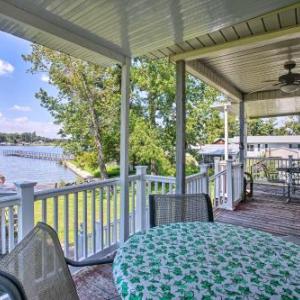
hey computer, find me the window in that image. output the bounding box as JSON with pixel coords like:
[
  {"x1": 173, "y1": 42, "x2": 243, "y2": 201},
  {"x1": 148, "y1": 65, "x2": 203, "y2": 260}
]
[
  {"x1": 257, "y1": 144, "x2": 260, "y2": 151},
  {"x1": 298, "y1": 144, "x2": 300, "y2": 149},
  {"x1": 265, "y1": 144, "x2": 268, "y2": 149},
  {"x1": 289, "y1": 144, "x2": 293, "y2": 149}
]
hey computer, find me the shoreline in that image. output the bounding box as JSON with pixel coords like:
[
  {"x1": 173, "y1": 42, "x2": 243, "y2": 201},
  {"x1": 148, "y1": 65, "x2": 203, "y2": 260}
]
[{"x1": 62, "y1": 160, "x2": 94, "y2": 180}]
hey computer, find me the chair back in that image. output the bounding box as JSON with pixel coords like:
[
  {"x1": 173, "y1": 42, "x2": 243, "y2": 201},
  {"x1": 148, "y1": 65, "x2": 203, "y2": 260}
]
[
  {"x1": 149, "y1": 193, "x2": 214, "y2": 227},
  {"x1": 0, "y1": 222, "x2": 79, "y2": 300}
]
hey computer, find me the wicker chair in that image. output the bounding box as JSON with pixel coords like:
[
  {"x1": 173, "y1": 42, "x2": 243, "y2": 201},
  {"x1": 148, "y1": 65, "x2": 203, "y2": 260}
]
[
  {"x1": 0, "y1": 222, "x2": 113, "y2": 300},
  {"x1": 149, "y1": 193, "x2": 214, "y2": 228}
]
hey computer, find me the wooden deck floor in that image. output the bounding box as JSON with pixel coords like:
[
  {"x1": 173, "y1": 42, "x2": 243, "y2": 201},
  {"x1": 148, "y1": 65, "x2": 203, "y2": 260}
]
[{"x1": 215, "y1": 185, "x2": 300, "y2": 237}]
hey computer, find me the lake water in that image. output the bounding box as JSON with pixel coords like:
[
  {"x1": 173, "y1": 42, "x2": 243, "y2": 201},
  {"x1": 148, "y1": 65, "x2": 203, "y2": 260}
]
[{"x1": 0, "y1": 145, "x2": 77, "y2": 185}]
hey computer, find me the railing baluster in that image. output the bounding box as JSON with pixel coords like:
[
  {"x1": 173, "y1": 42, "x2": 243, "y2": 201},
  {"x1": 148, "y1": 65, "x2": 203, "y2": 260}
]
[
  {"x1": 8, "y1": 206, "x2": 14, "y2": 252},
  {"x1": 114, "y1": 185, "x2": 118, "y2": 242},
  {"x1": 53, "y1": 196, "x2": 58, "y2": 231},
  {"x1": 73, "y1": 192, "x2": 79, "y2": 261},
  {"x1": 99, "y1": 188, "x2": 104, "y2": 250},
  {"x1": 91, "y1": 189, "x2": 96, "y2": 255},
  {"x1": 131, "y1": 181, "x2": 135, "y2": 234},
  {"x1": 162, "y1": 182, "x2": 166, "y2": 194},
  {"x1": 42, "y1": 198, "x2": 47, "y2": 223},
  {"x1": 83, "y1": 190, "x2": 88, "y2": 258},
  {"x1": 1, "y1": 208, "x2": 6, "y2": 254},
  {"x1": 106, "y1": 186, "x2": 111, "y2": 247},
  {"x1": 63, "y1": 194, "x2": 69, "y2": 257}
]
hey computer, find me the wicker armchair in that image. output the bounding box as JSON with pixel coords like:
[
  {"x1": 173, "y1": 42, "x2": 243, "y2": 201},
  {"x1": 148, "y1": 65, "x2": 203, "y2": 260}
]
[
  {"x1": 0, "y1": 222, "x2": 113, "y2": 300},
  {"x1": 149, "y1": 193, "x2": 214, "y2": 228}
]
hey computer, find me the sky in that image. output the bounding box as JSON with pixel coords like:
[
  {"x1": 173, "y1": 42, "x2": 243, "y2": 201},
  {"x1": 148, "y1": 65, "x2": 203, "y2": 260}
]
[{"x1": 0, "y1": 31, "x2": 59, "y2": 138}]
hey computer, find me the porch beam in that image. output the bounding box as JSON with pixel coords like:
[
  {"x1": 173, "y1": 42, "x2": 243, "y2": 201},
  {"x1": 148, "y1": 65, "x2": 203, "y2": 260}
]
[
  {"x1": 186, "y1": 61, "x2": 242, "y2": 102},
  {"x1": 175, "y1": 60, "x2": 186, "y2": 194},
  {"x1": 120, "y1": 57, "x2": 131, "y2": 243},
  {"x1": 249, "y1": 111, "x2": 300, "y2": 119},
  {"x1": 172, "y1": 24, "x2": 300, "y2": 62},
  {"x1": 0, "y1": 0, "x2": 126, "y2": 64},
  {"x1": 244, "y1": 89, "x2": 300, "y2": 102}
]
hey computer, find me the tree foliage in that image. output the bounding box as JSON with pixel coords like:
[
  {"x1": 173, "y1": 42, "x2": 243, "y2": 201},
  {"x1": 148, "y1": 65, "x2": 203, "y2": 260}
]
[{"x1": 24, "y1": 46, "x2": 299, "y2": 177}]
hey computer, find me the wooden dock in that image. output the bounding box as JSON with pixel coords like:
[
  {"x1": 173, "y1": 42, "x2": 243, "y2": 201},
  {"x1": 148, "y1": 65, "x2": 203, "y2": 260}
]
[{"x1": 2, "y1": 150, "x2": 73, "y2": 161}]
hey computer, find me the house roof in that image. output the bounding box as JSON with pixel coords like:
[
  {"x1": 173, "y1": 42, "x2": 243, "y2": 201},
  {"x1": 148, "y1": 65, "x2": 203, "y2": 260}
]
[
  {"x1": 230, "y1": 136, "x2": 300, "y2": 144},
  {"x1": 197, "y1": 144, "x2": 240, "y2": 156}
]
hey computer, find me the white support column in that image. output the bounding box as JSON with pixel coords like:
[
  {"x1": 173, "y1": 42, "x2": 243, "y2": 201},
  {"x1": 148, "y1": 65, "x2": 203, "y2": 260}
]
[
  {"x1": 239, "y1": 99, "x2": 246, "y2": 198},
  {"x1": 120, "y1": 57, "x2": 131, "y2": 243},
  {"x1": 175, "y1": 60, "x2": 186, "y2": 194},
  {"x1": 224, "y1": 104, "x2": 229, "y2": 161},
  {"x1": 15, "y1": 181, "x2": 37, "y2": 239},
  {"x1": 135, "y1": 166, "x2": 147, "y2": 232}
]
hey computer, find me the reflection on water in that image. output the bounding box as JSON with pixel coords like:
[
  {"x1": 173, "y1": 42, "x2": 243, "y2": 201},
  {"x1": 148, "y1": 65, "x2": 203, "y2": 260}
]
[{"x1": 0, "y1": 146, "x2": 77, "y2": 184}]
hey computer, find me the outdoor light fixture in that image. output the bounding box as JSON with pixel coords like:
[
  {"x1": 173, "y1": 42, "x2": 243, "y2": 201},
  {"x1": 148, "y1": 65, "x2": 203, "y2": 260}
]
[{"x1": 280, "y1": 84, "x2": 300, "y2": 93}]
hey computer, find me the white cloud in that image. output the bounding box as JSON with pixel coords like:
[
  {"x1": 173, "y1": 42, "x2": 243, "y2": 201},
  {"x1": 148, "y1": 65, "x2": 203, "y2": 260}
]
[
  {"x1": 10, "y1": 105, "x2": 32, "y2": 112},
  {"x1": 0, "y1": 114, "x2": 60, "y2": 138},
  {"x1": 41, "y1": 74, "x2": 50, "y2": 82},
  {"x1": 0, "y1": 59, "x2": 14, "y2": 76}
]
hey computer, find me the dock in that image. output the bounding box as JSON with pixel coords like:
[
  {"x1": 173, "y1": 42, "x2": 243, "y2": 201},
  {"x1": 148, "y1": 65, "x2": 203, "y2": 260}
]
[{"x1": 2, "y1": 150, "x2": 73, "y2": 161}]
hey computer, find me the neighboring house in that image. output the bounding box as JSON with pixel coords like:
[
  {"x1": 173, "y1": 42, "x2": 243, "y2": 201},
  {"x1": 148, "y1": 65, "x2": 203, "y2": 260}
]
[
  {"x1": 196, "y1": 143, "x2": 240, "y2": 163},
  {"x1": 230, "y1": 136, "x2": 300, "y2": 158}
]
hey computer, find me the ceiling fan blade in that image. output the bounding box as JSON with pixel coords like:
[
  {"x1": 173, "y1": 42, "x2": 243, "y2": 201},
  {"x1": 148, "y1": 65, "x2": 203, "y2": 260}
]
[{"x1": 247, "y1": 83, "x2": 281, "y2": 94}]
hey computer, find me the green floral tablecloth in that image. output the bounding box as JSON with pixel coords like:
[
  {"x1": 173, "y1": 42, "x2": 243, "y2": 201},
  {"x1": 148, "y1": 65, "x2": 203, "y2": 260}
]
[{"x1": 113, "y1": 222, "x2": 300, "y2": 299}]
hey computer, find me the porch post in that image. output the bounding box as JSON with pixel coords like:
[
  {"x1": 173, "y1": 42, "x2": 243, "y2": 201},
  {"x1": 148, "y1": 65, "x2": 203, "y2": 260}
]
[
  {"x1": 175, "y1": 60, "x2": 186, "y2": 194},
  {"x1": 120, "y1": 57, "x2": 131, "y2": 243},
  {"x1": 224, "y1": 103, "x2": 229, "y2": 161},
  {"x1": 239, "y1": 98, "x2": 246, "y2": 197}
]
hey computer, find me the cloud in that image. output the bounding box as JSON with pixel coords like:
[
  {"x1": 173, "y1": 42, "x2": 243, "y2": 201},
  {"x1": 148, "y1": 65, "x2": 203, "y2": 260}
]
[
  {"x1": 0, "y1": 114, "x2": 60, "y2": 138},
  {"x1": 10, "y1": 105, "x2": 32, "y2": 112},
  {"x1": 41, "y1": 74, "x2": 50, "y2": 82},
  {"x1": 0, "y1": 59, "x2": 14, "y2": 76}
]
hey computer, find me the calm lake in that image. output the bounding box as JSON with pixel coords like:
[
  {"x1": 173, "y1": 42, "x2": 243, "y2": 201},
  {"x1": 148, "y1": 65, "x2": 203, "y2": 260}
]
[{"x1": 0, "y1": 145, "x2": 77, "y2": 185}]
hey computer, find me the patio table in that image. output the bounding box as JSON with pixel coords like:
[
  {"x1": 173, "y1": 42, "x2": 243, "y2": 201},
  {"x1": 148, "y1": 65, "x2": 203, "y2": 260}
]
[{"x1": 113, "y1": 222, "x2": 300, "y2": 299}]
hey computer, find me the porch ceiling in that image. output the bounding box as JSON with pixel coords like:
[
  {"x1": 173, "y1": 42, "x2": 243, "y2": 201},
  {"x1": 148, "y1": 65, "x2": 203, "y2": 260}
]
[{"x1": 0, "y1": 0, "x2": 297, "y2": 65}]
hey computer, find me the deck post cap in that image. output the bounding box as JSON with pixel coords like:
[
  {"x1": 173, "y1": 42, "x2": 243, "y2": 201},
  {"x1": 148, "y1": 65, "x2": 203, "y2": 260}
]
[{"x1": 14, "y1": 181, "x2": 37, "y2": 188}]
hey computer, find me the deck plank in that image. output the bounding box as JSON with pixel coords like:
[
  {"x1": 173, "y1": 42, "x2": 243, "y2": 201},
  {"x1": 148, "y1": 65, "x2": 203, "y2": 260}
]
[{"x1": 216, "y1": 189, "x2": 300, "y2": 237}]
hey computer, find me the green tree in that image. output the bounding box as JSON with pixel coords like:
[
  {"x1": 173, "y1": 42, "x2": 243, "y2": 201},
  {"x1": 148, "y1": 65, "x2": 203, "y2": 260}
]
[{"x1": 23, "y1": 45, "x2": 121, "y2": 178}]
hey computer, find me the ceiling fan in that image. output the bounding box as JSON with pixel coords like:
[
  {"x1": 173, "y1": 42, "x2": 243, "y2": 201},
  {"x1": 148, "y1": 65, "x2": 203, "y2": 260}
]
[{"x1": 250, "y1": 61, "x2": 300, "y2": 94}]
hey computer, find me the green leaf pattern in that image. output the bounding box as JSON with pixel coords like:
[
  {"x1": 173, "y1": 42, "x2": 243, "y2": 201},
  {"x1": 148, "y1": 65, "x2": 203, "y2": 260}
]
[{"x1": 113, "y1": 222, "x2": 300, "y2": 299}]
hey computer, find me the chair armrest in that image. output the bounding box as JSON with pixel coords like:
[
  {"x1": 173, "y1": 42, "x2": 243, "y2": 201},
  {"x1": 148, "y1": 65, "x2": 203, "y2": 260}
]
[{"x1": 65, "y1": 256, "x2": 114, "y2": 267}]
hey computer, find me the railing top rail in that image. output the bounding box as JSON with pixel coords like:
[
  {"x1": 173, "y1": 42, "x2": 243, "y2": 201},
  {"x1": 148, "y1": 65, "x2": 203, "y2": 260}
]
[
  {"x1": 144, "y1": 174, "x2": 176, "y2": 183},
  {"x1": 209, "y1": 169, "x2": 226, "y2": 181},
  {"x1": 128, "y1": 174, "x2": 141, "y2": 182},
  {"x1": 186, "y1": 172, "x2": 206, "y2": 181},
  {"x1": 34, "y1": 177, "x2": 121, "y2": 199},
  {"x1": 0, "y1": 195, "x2": 20, "y2": 208}
]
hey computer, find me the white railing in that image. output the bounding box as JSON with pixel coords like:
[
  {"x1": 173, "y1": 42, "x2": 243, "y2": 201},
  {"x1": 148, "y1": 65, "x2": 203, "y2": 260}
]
[
  {"x1": 210, "y1": 159, "x2": 243, "y2": 210},
  {"x1": 0, "y1": 163, "x2": 239, "y2": 257},
  {"x1": 0, "y1": 195, "x2": 20, "y2": 254}
]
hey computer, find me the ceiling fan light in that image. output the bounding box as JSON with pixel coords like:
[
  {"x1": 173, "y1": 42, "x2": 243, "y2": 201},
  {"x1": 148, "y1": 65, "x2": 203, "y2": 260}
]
[{"x1": 280, "y1": 84, "x2": 300, "y2": 93}]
